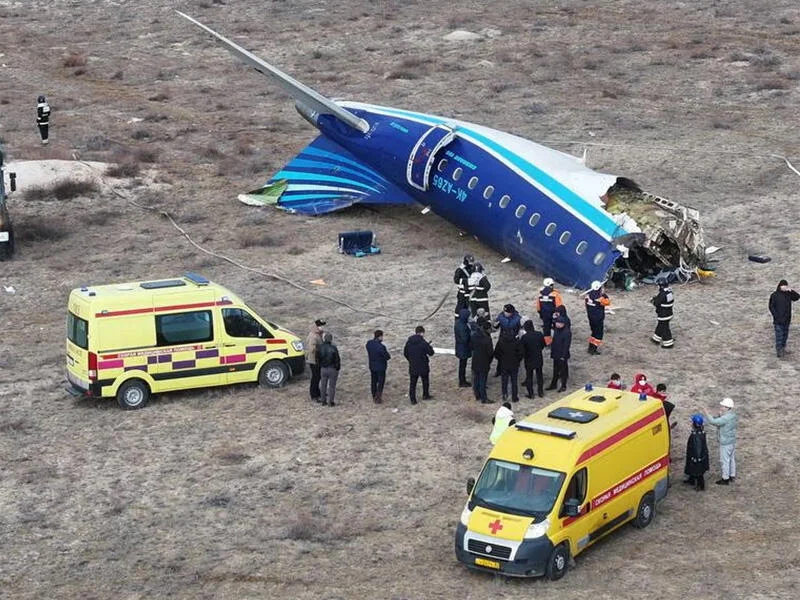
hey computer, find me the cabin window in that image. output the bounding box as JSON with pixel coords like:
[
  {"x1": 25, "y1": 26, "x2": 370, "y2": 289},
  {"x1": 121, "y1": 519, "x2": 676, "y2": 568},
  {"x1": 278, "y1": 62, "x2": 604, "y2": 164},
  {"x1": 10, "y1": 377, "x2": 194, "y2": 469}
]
[
  {"x1": 437, "y1": 159, "x2": 448, "y2": 172},
  {"x1": 559, "y1": 231, "x2": 571, "y2": 245},
  {"x1": 453, "y1": 167, "x2": 463, "y2": 181},
  {"x1": 576, "y1": 241, "x2": 588, "y2": 255},
  {"x1": 545, "y1": 222, "x2": 557, "y2": 236},
  {"x1": 468, "y1": 176, "x2": 479, "y2": 190},
  {"x1": 483, "y1": 185, "x2": 495, "y2": 199},
  {"x1": 529, "y1": 212, "x2": 541, "y2": 227},
  {"x1": 156, "y1": 310, "x2": 213, "y2": 346},
  {"x1": 499, "y1": 194, "x2": 511, "y2": 209},
  {"x1": 515, "y1": 205, "x2": 527, "y2": 219},
  {"x1": 560, "y1": 468, "x2": 588, "y2": 518},
  {"x1": 593, "y1": 252, "x2": 606, "y2": 265}
]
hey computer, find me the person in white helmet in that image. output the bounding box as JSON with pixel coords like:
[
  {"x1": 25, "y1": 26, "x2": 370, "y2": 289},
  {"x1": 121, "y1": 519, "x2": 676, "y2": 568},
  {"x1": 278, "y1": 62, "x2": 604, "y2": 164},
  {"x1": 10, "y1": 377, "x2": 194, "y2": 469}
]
[
  {"x1": 584, "y1": 280, "x2": 610, "y2": 355},
  {"x1": 536, "y1": 277, "x2": 563, "y2": 345},
  {"x1": 704, "y1": 398, "x2": 738, "y2": 485}
]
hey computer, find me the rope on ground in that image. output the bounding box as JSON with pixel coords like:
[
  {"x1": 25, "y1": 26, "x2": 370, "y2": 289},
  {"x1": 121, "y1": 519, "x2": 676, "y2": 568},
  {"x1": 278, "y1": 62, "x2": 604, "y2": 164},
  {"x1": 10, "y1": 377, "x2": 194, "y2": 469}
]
[{"x1": 79, "y1": 158, "x2": 449, "y2": 323}]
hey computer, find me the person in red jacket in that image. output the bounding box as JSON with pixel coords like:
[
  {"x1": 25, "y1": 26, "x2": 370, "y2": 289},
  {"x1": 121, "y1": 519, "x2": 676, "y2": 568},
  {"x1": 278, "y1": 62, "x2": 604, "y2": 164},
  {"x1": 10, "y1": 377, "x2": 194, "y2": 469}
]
[
  {"x1": 606, "y1": 372, "x2": 624, "y2": 390},
  {"x1": 630, "y1": 372, "x2": 655, "y2": 397}
]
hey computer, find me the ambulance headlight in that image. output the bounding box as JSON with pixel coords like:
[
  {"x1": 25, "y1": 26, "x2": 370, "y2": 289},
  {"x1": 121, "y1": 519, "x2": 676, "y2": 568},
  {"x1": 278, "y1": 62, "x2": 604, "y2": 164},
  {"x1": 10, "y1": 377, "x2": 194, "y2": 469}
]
[
  {"x1": 460, "y1": 504, "x2": 472, "y2": 526},
  {"x1": 291, "y1": 340, "x2": 304, "y2": 352},
  {"x1": 523, "y1": 518, "x2": 550, "y2": 539}
]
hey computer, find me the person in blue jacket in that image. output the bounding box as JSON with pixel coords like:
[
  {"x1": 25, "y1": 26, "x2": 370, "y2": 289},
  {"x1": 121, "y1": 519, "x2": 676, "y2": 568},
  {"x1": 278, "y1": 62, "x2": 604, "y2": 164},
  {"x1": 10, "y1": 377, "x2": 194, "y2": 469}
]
[
  {"x1": 546, "y1": 310, "x2": 572, "y2": 392},
  {"x1": 366, "y1": 329, "x2": 390, "y2": 404}
]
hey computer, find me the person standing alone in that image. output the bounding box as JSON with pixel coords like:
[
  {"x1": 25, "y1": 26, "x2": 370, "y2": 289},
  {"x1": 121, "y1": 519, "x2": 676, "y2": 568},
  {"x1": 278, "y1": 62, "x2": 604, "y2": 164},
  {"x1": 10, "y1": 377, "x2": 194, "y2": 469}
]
[
  {"x1": 584, "y1": 280, "x2": 610, "y2": 354},
  {"x1": 403, "y1": 325, "x2": 434, "y2": 404},
  {"x1": 306, "y1": 319, "x2": 325, "y2": 403},
  {"x1": 546, "y1": 311, "x2": 572, "y2": 392},
  {"x1": 768, "y1": 279, "x2": 799, "y2": 358},
  {"x1": 36, "y1": 95, "x2": 51, "y2": 145},
  {"x1": 317, "y1": 333, "x2": 341, "y2": 407},
  {"x1": 651, "y1": 278, "x2": 675, "y2": 348},
  {"x1": 366, "y1": 329, "x2": 390, "y2": 403}
]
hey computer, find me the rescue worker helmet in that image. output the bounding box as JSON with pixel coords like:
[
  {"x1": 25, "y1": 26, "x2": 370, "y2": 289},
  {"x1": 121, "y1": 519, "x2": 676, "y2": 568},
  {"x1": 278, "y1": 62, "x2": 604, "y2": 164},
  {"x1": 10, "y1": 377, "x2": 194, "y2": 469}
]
[
  {"x1": 38, "y1": 95, "x2": 46, "y2": 103},
  {"x1": 474, "y1": 262, "x2": 483, "y2": 272},
  {"x1": 543, "y1": 277, "x2": 554, "y2": 287},
  {"x1": 591, "y1": 280, "x2": 602, "y2": 291},
  {"x1": 656, "y1": 277, "x2": 668, "y2": 287},
  {"x1": 691, "y1": 414, "x2": 704, "y2": 428}
]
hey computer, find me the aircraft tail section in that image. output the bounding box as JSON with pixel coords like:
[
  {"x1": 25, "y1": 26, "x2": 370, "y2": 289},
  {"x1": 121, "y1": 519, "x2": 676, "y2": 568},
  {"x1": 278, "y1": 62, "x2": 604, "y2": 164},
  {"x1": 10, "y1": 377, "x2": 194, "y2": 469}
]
[
  {"x1": 177, "y1": 12, "x2": 369, "y2": 133},
  {"x1": 244, "y1": 135, "x2": 417, "y2": 215}
]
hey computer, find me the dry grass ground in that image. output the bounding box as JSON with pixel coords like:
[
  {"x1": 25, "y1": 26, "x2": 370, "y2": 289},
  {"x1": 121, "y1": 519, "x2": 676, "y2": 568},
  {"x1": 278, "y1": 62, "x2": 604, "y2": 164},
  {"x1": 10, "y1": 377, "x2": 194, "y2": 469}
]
[{"x1": 1, "y1": 1, "x2": 799, "y2": 598}]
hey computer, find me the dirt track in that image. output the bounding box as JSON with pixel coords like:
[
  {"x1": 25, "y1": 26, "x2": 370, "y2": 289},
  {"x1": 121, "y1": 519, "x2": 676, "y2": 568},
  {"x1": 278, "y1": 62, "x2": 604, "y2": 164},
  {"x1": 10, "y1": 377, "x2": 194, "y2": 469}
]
[{"x1": 1, "y1": 1, "x2": 799, "y2": 598}]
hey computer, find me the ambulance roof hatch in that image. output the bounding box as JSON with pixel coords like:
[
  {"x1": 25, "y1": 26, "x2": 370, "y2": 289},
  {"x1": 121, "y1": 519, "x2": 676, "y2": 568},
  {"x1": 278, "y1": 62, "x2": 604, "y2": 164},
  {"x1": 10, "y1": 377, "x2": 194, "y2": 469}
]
[{"x1": 547, "y1": 407, "x2": 599, "y2": 424}]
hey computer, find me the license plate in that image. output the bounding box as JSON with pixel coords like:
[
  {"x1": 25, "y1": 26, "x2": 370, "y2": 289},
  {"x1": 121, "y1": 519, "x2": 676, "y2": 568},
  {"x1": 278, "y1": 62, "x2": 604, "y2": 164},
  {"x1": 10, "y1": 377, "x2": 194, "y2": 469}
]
[{"x1": 475, "y1": 557, "x2": 500, "y2": 570}]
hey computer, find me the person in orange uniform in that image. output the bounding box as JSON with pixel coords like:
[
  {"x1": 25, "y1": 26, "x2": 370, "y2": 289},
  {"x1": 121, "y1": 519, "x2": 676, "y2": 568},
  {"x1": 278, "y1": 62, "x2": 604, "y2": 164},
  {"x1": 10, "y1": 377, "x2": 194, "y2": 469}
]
[
  {"x1": 536, "y1": 277, "x2": 563, "y2": 345},
  {"x1": 584, "y1": 280, "x2": 611, "y2": 355}
]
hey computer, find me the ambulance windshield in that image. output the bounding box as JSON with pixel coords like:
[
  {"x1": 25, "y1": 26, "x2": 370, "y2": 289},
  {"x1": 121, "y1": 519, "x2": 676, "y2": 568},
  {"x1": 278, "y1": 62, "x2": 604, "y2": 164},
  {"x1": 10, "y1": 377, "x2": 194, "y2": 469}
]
[{"x1": 472, "y1": 459, "x2": 565, "y2": 517}]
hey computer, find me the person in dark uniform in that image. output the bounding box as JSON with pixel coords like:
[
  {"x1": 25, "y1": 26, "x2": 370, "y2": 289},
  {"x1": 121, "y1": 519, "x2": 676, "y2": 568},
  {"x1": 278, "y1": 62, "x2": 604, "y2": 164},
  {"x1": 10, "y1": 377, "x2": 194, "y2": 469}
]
[
  {"x1": 521, "y1": 320, "x2": 545, "y2": 398},
  {"x1": 453, "y1": 254, "x2": 475, "y2": 317},
  {"x1": 454, "y1": 308, "x2": 472, "y2": 388},
  {"x1": 468, "y1": 262, "x2": 491, "y2": 318},
  {"x1": 546, "y1": 311, "x2": 571, "y2": 392},
  {"x1": 36, "y1": 95, "x2": 51, "y2": 145},
  {"x1": 470, "y1": 320, "x2": 494, "y2": 404},
  {"x1": 651, "y1": 278, "x2": 675, "y2": 348},
  {"x1": 536, "y1": 277, "x2": 563, "y2": 345},
  {"x1": 683, "y1": 414, "x2": 710, "y2": 491},
  {"x1": 493, "y1": 330, "x2": 523, "y2": 403},
  {"x1": 768, "y1": 279, "x2": 800, "y2": 358},
  {"x1": 403, "y1": 325, "x2": 435, "y2": 404},
  {"x1": 317, "y1": 333, "x2": 341, "y2": 407},
  {"x1": 584, "y1": 280, "x2": 610, "y2": 355},
  {"x1": 366, "y1": 329, "x2": 390, "y2": 403}
]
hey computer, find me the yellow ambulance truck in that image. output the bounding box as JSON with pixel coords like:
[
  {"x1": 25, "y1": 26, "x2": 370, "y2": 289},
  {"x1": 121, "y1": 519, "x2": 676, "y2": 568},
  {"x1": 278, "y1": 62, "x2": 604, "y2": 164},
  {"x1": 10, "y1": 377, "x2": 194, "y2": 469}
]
[
  {"x1": 66, "y1": 273, "x2": 305, "y2": 409},
  {"x1": 455, "y1": 386, "x2": 670, "y2": 580}
]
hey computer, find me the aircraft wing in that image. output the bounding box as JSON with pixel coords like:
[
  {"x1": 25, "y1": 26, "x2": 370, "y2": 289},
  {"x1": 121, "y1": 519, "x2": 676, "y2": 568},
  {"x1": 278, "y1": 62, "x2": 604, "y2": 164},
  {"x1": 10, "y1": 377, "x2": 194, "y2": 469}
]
[{"x1": 176, "y1": 11, "x2": 369, "y2": 133}]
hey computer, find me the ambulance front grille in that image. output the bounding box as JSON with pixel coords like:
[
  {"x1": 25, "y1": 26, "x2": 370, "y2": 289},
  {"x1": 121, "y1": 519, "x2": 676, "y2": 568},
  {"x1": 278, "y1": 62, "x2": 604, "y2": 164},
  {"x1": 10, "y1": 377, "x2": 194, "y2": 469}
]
[{"x1": 467, "y1": 539, "x2": 512, "y2": 560}]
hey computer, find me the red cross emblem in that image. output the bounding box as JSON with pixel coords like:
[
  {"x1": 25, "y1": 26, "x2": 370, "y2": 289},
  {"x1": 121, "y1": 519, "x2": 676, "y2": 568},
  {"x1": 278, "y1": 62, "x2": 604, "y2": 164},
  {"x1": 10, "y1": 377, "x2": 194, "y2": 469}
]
[{"x1": 488, "y1": 518, "x2": 503, "y2": 534}]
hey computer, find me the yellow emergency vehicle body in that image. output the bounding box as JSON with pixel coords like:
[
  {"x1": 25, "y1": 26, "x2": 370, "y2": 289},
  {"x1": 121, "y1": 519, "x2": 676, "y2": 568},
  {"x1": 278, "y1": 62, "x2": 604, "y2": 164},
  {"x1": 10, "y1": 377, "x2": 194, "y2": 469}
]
[
  {"x1": 455, "y1": 386, "x2": 670, "y2": 580},
  {"x1": 65, "y1": 273, "x2": 305, "y2": 409}
]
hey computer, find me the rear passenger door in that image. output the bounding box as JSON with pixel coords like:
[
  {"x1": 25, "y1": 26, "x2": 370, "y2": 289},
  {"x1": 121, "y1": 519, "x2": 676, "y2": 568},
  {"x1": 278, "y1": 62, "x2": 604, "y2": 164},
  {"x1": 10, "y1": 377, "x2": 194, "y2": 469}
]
[{"x1": 220, "y1": 307, "x2": 273, "y2": 384}]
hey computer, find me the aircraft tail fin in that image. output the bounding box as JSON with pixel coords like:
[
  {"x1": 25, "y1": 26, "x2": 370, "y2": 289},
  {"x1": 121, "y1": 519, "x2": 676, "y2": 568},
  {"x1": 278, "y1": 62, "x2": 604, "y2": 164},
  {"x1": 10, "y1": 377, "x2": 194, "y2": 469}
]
[
  {"x1": 247, "y1": 135, "x2": 416, "y2": 215},
  {"x1": 177, "y1": 11, "x2": 369, "y2": 133}
]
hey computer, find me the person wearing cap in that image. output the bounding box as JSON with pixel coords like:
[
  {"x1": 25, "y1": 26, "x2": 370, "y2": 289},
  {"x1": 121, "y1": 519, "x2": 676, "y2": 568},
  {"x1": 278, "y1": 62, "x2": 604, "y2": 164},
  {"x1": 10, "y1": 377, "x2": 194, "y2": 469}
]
[
  {"x1": 584, "y1": 280, "x2": 611, "y2": 355},
  {"x1": 470, "y1": 320, "x2": 494, "y2": 404},
  {"x1": 768, "y1": 279, "x2": 800, "y2": 358},
  {"x1": 468, "y1": 262, "x2": 491, "y2": 318},
  {"x1": 490, "y1": 402, "x2": 515, "y2": 445},
  {"x1": 306, "y1": 319, "x2": 326, "y2": 402},
  {"x1": 683, "y1": 414, "x2": 710, "y2": 491},
  {"x1": 704, "y1": 398, "x2": 738, "y2": 485},
  {"x1": 453, "y1": 255, "x2": 475, "y2": 318},
  {"x1": 650, "y1": 278, "x2": 675, "y2": 348},
  {"x1": 366, "y1": 329, "x2": 391, "y2": 403},
  {"x1": 36, "y1": 95, "x2": 51, "y2": 145},
  {"x1": 493, "y1": 329, "x2": 523, "y2": 403},
  {"x1": 546, "y1": 311, "x2": 571, "y2": 392},
  {"x1": 536, "y1": 277, "x2": 563, "y2": 346},
  {"x1": 492, "y1": 303, "x2": 522, "y2": 377},
  {"x1": 521, "y1": 320, "x2": 546, "y2": 398},
  {"x1": 454, "y1": 308, "x2": 472, "y2": 388},
  {"x1": 403, "y1": 325, "x2": 435, "y2": 404},
  {"x1": 317, "y1": 332, "x2": 341, "y2": 407}
]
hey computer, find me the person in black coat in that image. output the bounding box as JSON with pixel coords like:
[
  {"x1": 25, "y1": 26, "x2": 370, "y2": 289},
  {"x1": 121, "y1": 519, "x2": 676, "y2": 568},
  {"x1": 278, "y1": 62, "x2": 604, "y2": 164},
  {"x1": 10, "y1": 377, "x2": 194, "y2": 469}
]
[
  {"x1": 520, "y1": 320, "x2": 546, "y2": 398},
  {"x1": 317, "y1": 333, "x2": 341, "y2": 407},
  {"x1": 454, "y1": 308, "x2": 472, "y2": 387},
  {"x1": 768, "y1": 279, "x2": 800, "y2": 358},
  {"x1": 366, "y1": 329, "x2": 391, "y2": 404},
  {"x1": 683, "y1": 415, "x2": 710, "y2": 491},
  {"x1": 546, "y1": 312, "x2": 571, "y2": 392},
  {"x1": 494, "y1": 330, "x2": 523, "y2": 403},
  {"x1": 403, "y1": 325, "x2": 435, "y2": 404},
  {"x1": 470, "y1": 322, "x2": 494, "y2": 404}
]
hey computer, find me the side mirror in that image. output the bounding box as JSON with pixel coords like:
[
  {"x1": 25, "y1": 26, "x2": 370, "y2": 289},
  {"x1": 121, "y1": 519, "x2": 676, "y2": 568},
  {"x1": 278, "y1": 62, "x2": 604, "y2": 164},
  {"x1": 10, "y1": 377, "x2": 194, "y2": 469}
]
[
  {"x1": 564, "y1": 498, "x2": 580, "y2": 517},
  {"x1": 466, "y1": 477, "x2": 475, "y2": 495}
]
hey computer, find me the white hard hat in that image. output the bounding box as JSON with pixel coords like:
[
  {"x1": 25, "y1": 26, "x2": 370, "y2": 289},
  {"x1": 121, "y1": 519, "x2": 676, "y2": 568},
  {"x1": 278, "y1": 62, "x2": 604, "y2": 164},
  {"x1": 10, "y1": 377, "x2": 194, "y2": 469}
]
[
  {"x1": 720, "y1": 397, "x2": 735, "y2": 409},
  {"x1": 591, "y1": 281, "x2": 602, "y2": 291},
  {"x1": 543, "y1": 277, "x2": 554, "y2": 287}
]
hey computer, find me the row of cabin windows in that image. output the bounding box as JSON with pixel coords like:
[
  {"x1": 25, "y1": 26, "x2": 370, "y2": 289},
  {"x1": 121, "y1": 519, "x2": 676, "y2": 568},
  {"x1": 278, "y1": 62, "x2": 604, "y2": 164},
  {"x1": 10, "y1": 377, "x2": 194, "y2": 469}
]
[{"x1": 437, "y1": 157, "x2": 608, "y2": 266}]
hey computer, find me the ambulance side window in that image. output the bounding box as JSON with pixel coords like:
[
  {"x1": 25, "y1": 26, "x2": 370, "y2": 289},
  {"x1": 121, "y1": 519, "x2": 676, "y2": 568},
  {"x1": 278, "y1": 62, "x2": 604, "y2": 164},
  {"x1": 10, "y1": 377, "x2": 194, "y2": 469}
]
[
  {"x1": 560, "y1": 468, "x2": 587, "y2": 516},
  {"x1": 222, "y1": 308, "x2": 271, "y2": 339},
  {"x1": 156, "y1": 310, "x2": 213, "y2": 346}
]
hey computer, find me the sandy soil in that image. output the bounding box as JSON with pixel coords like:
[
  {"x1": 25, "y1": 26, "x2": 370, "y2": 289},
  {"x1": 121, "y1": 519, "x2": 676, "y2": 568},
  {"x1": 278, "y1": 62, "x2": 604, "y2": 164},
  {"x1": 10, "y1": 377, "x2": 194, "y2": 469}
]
[{"x1": 1, "y1": 1, "x2": 799, "y2": 598}]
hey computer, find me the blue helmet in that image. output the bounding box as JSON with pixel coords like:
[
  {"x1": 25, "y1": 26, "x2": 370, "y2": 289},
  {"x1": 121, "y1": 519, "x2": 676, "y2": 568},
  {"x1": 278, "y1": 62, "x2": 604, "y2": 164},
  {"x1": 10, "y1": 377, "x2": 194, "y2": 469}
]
[{"x1": 691, "y1": 414, "x2": 704, "y2": 428}]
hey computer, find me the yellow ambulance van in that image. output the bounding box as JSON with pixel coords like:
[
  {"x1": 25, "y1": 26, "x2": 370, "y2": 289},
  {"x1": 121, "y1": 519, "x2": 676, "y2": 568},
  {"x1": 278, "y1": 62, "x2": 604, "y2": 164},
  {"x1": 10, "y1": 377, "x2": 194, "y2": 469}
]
[
  {"x1": 65, "y1": 273, "x2": 305, "y2": 409},
  {"x1": 455, "y1": 386, "x2": 670, "y2": 580}
]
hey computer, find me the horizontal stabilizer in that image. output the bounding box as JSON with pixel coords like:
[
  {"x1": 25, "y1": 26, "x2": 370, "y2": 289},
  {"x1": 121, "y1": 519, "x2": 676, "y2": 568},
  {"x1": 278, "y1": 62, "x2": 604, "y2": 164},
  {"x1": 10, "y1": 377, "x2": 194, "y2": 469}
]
[
  {"x1": 177, "y1": 11, "x2": 369, "y2": 133},
  {"x1": 249, "y1": 135, "x2": 417, "y2": 215}
]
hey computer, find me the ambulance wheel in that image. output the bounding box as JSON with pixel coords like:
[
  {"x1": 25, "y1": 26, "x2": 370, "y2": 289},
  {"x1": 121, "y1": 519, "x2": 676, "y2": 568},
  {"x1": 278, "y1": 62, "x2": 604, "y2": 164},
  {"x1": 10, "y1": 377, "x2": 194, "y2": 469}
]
[
  {"x1": 259, "y1": 360, "x2": 289, "y2": 388},
  {"x1": 633, "y1": 492, "x2": 656, "y2": 529},
  {"x1": 546, "y1": 543, "x2": 570, "y2": 581},
  {"x1": 116, "y1": 379, "x2": 150, "y2": 410}
]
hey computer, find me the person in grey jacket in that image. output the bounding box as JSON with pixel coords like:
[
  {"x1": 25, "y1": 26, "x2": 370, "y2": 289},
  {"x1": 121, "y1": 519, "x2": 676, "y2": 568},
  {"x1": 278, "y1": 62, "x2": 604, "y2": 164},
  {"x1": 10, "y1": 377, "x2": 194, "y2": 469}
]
[{"x1": 704, "y1": 397, "x2": 738, "y2": 485}]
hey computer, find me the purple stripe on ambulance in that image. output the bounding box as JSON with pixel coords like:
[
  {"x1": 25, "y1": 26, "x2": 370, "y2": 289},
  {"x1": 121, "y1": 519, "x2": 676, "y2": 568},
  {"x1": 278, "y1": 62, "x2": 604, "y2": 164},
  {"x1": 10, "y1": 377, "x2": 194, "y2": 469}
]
[
  {"x1": 196, "y1": 349, "x2": 219, "y2": 359},
  {"x1": 246, "y1": 345, "x2": 266, "y2": 353},
  {"x1": 173, "y1": 360, "x2": 196, "y2": 369}
]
